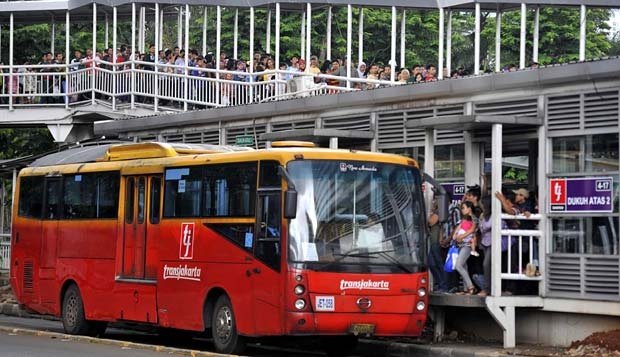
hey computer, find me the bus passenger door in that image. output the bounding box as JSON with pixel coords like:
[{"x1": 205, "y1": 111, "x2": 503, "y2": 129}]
[
  {"x1": 250, "y1": 189, "x2": 283, "y2": 334},
  {"x1": 116, "y1": 175, "x2": 160, "y2": 323},
  {"x1": 39, "y1": 177, "x2": 61, "y2": 307}
]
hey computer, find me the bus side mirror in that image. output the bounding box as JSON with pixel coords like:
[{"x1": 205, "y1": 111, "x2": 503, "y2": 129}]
[
  {"x1": 423, "y1": 173, "x2": 450, "y2": 223},
  {"x1": 284, "y1": 189, "x2": 297, "y2": 219},
  {"x1": 437, "y1": 194, "x2": 449, "y2": 223}
]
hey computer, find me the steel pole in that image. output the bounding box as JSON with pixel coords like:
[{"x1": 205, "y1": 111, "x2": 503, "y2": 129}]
[
  {"x1": 520, "y1": 3, "x2": 526, "y2": 69},
  {"x1": 266, "y1": 10, "x2": 271, "y2": 54},
  {"x1": 390, "y1": 6, "x2": 396, "y2": 82},
  {"x1": 65, "y1": 11, "x2": 70, "y2": 110},
  {"x1": 112, "y1": 6, "x2": 117, "y2": 111},
  {"x1": 131, "y1": 3, "x2": 136, "y2": 109},
  {"x1": 347, "y1": 4, "x2": 352, "y2": 88},
  {"x1": 447, "y1": 10, "x2": 452, "y2": 76},
  {"x1": 275, "y1": 3, "x2": 280, "y2": 96},
  {"x1": 326, "y1": 6, "x2": 332, "y2": 60},
  {"x1": 474, "y1": 3, "x2": 480, "y2": 75},
  {"x1": 184, "y1": 4, "x2": 190, "y2": 111},
  {"x1": 438, "y1": 8, "x2": 444, "y2": 80},
  {"x1": 202, "y1": 7, "x2": 208, "y2": 56},
  {"x1": 400, "y1": 9, "x2": 406, "y2": 69},
  {"x1": 306, "y1": 3, "x2": 311, "y2": 70},
  {"x1": 495, "y1": 11, "x2": 501, "y2": 72},
  {"x1": 358, "y1": 8, "x2": 364, "y2": 68},
  {"x1": 233, "y1": 8, "x2": 239, "y2": 59},
  {"x1": 92, "y1": 3, "x2": 97, "y2": 105},
  {"x1": 216, "y1": 5, "x2": 221, "y2": 105},
  {"x1": 533, "y1": 7, "x2": 539, "y2": 63},
  {"x1": 579, "y1": 4, "x2": 586, "y2": 61},
  {"x1": 154, "y1": 3, "x2": 159, "y2": 112}
]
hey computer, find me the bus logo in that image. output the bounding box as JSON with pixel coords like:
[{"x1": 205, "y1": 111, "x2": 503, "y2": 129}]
[{"x1": 179, "y1": 223, "x2": 195, "y2": 260}]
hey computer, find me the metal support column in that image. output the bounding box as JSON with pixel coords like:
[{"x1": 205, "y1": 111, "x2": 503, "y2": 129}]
[
  {"x1": 346, "y1": 4, "x2": 352, "y2": 88},
  {"x1": 233, "y1": 8, "x2": 238, "y2": 59},
  {"x1": 496, "y1": 11, "x2": 501, "y2": 72},
  {"x1": 533, "y1": 7, "x2": 539, "y2": 63},
  {"x1": 306, "y1": 3, "x2": 311, "y2": 70},
  {"x1": 326, "y1": 6, "x2": 332, "y2": 60},
  {"x1": 131, "y1": 3, "x2": 136, "y2": 109},
  {"x1": 464, "y1": 131, "x2": 481, "y2": 187},
  {"x1": 266, "y1": 10, "x2": 271, "y2": 54},
  {"x1": 301, "y1": 11, "x2": 306, "y2": 60},
  {"x1": 112, "y1": 6, "x2": 117, "y2": 111},
  {"x1": 579, "y1": 4, "x2": 586, "y2": 61},
  {"x1": 358, "y1": 8, "x2": 364, "y2": 67},
  {"x1": 184, "y1": 4, "x2": 190, "y2": 111},
  {"x1": 250, "y1": 7, "x2": 254, "y2": 101},
  {"x1": 474, "y1": 3, "x2": 480, "y2": 75},
  {"x1": 446, "y1": 10, "x2": 452, "y2": 76},
  {"x1": 65, "y1": 11, "x2": 70, "y2": 110},
  {"x1": 390, "y1": 6, "x2": 396, "y2": 82},
  {"x1": 51, "y1": 16, "x2": 56, "y2": 55},
  {"x1": 178, "y1": 7, "x2": 183, "y2": 49},
  {"x1": 520, "y1": 3, "x2": 526, "y2": 69},
  {"x1": 8, "y1": 13, "x2": 13, "y2": 111},
  {"x1": 104, "y1": 13, "x2": 108, "y2": 49},
  {"x1": 139, "y1": 6, "x2": 145, "y2": 52},
  {"x1": 537, "y1": 125, "x2": 547, "y2": 296},
  {"x1": 400, "y1": 9, "x2": 406, "y2": 69},
  {"x1": 491, "y1": 123, "x2": 503, "y2": 298},
  {"x1": 202, "y1": 7, "x2": 208, "y2": 56},
  {"x1": 438, "y1": 8, "x2": 444, "y2": 80},
  {"x1": 154, "y1": 3, "x2": 159, "y2": 112},
  {"x1": 216, "y1": 5, "x2": 221, "y2": 105},
  {"x1": 424, "y1": 128, "x2": 435, "y2": 215},
  {"x1": 275, "y1": 3, "x2": 280, "y2": 96},
  {"x1": 159, "y1": 10, "x2": 164, "y2": 50},
  {"x1": 92, "y1": 3, "x2": 97, "y2": 105}
]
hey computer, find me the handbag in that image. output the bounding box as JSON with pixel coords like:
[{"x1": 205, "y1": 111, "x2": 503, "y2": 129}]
[{"x1": 444, "y1": 245, "x2": 459, "y2": 273}]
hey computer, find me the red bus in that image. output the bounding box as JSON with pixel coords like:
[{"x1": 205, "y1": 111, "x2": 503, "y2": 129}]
[{"x1": 10, "y1": 142, "x2": 446, "y2": 355}]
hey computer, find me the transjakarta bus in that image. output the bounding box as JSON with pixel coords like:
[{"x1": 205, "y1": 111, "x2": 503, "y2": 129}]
[{"x1": 10, "y1": 142, "x2": 447, "y2": 355}]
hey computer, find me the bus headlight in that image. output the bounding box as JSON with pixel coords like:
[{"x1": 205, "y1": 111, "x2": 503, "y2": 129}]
[
  {"x1": 418, "y1": 288, "x2": 426, "y2": 297},
  {"x1": 294, "y1": 285, "x2": 305, "y2": 295},
  {"x1": 420, "y1": 277, "x2": 427, "y2": 285},
  {"x1": 416, "y1": 301, "x2": 426, "y2": 311},
  {"x1": 295, "y1": 299, "x2": 306, "y2": 310}
]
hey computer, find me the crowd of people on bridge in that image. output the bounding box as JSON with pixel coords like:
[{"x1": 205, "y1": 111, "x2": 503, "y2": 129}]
[
  {"x1": 1, "y1": 42, "x2": 540, "y2": 106},
  {"x1": 427, "y1": 185, "x2": 540, "y2": 296}
]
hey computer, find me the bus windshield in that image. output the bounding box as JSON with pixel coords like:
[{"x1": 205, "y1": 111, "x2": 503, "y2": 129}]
[{"x1": 287, "y1": 160, "x2": 426, "y2": 273}]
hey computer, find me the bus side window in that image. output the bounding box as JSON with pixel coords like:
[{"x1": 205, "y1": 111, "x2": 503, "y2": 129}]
[
  {"x1": 150, "y1": 177, "x2": 161, "y2": 224},
  {"x1": 255, "y1": 193, "x2": 281, "y2": 271},
  {"x1": 44, "y1": 179, "x2": 61, "y2": 220},
  {"x1": 125, "y1": 177, "x2": 135, "y2": 224},
  {"x1": 18, "y1": 176, "x2": 44, "y2": 219}
]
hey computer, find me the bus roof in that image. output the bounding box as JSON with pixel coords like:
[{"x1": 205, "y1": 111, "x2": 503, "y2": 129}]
[
  {"x1": 21, "y1": 142, "x2": 418, "y2": 176},
  {"x1": 29, "y1": 142, "x2": 253, "y2": 167}
]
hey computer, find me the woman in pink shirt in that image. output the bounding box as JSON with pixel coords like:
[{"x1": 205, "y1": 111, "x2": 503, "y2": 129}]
[{"x1": 452, "y1": 201, "x2": 477, "y2": 294}]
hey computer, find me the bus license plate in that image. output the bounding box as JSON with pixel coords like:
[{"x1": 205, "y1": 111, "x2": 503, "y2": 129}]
[
  {"x1": 349, "y1": 323, "x2": 376, "y2": 336},
  {"x1": 315, "y1": 296, "x2": 335, "y2": 311}
]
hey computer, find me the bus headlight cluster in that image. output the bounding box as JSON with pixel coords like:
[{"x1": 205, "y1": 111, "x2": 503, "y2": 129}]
[
  {"x1": 416, "y1": 301, "x2": 426, "y2": 311},
  {"x1": 418, "y1": 288, "x2": 427, "y2": 297},
  {"x1": 294, "y1": 285, "x2": 305, "y2": 295},
  {"x1": 295, "y1": 299, "x2": 306, "y2": 310}
]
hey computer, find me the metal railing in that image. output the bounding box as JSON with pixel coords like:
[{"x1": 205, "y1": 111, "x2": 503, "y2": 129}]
[
  {"x1": 0, "y1": 60, "x2": 393, "y2": 112},
  {"x1": 500, "y1": 213, "x2": 542, "y2": 281},
  {"x1": 0, "y1": 233, "x2": 10, "y2": 271}
]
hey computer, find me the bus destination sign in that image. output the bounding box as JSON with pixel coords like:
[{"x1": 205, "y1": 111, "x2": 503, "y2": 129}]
[{"x1": 549, "y1": 177, "x2": 614, "y2": 213}]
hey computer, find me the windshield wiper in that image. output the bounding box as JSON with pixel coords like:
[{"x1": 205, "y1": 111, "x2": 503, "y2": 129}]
[
  {"x1": 312, "y1": 247, "x2": 377, "y2": 271},
  {"x1": 363, "y1": 249, "x2": 413, "y2": 273}
]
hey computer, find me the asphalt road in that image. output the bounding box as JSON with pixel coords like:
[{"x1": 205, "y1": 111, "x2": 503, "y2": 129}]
[{"x1": 0, "y1": 315, "x2": 334, "y2": 357}]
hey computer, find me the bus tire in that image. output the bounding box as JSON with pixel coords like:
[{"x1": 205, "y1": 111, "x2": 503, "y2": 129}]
[
  {"x1": 61, "y1": 284, "x2": 93, "y2": 336},
  {"x1": 211, "y1": 295, "x2": 245, "y2": 354}
]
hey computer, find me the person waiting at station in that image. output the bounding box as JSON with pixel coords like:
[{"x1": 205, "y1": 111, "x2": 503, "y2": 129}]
[
  {"x1": 427, "y1": 201, "x2": 451, "y2": 293},
  {"x1": 452, "y1": 201, "x2": 478, "y2": 295}
]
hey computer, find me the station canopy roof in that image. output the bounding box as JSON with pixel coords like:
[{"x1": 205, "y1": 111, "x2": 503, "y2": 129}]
[{"x1": 0, "y1": 0, "x2": 617, "y2": 24}]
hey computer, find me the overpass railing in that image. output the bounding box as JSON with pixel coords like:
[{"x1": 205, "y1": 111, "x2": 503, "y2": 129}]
[{"x1": 0, "y1": 60, "x2": 393, "y2": 111}]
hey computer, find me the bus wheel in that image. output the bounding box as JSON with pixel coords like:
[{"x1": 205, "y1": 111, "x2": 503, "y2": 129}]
[
  {"x1": 61, "y1": 284, "x2": 93, "y2": 336},
  {"x1": 211, "y1": 295, "x2": 245, "y2": 354}
]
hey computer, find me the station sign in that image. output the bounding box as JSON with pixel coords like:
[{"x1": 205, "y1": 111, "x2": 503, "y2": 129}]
[
  {"x1": 441, "y1": 182, "x2": 465, "y2": 205},
  {"x1": 549, "y1": 177, "x2": 614, "y2": 213},
  {"x1": 235, "y1": 135, "x2": 254, "y2": 147}
]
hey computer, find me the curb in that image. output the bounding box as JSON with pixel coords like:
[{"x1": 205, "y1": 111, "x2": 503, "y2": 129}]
[
  {"x1": 360, "y1": 339, "x2": 509, "y2": 357},
  {"x1": 0, "y1": 324, "x2": 231, "y2": 357},
  {"x1": 1, "y1": 303, "x2": 512, "y2": 357}
]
